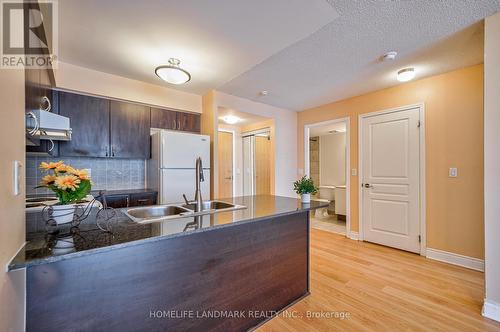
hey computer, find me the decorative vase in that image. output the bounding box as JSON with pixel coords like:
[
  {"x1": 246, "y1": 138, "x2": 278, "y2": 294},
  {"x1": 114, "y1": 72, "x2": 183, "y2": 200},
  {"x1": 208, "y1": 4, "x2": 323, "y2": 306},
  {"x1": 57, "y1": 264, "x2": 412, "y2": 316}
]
[
  {"x1": 50, "y1": 204, "x2": 76, "y2": 225},
  {"x1": 301, "y1": 193, "x2": 311, "y2": 203}
]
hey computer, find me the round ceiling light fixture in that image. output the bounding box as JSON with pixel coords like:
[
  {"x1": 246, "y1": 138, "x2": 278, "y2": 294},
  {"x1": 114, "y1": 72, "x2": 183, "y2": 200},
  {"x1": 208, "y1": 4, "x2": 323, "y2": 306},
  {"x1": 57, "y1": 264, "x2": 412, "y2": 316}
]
[
  {"x1": 397, "y1": 67, "x2": 416, "y2": 82},
  {"x1": 222, "y1": 115, "x2": 240, "y2": 125},
  {"x1": 155, "y1": 58, "x2": 191, "y2": 85}
]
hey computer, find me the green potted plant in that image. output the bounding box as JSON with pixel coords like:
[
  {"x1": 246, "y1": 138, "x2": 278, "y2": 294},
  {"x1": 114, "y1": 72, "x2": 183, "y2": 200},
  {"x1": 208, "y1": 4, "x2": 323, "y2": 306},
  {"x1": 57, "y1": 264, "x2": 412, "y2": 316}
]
[
  {"x1": 293, "y1": 176, "x2": 318, "y2": 203},
  {"x1": 37, "y1": 161, "x2": 92, "y2": 224}
]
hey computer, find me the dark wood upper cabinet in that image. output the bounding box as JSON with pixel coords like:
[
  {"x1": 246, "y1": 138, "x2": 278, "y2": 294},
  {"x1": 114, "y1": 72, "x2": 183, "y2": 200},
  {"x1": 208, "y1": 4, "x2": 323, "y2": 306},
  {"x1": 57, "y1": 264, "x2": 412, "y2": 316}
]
[
  {"x1": 59, "y1": 92, "x2": 110, "y2": 157},
  {"x1": 151, "y1": 107, "x2": 177, "y2": 130},
  {"x1": 150, "y1": 107, "x2": 201, "y2": 133},
  {"x1": 110, "y1": 101, "x2": 150, "y2": 159},
  {"x1": 178, "y1": 112, "x2": 201, "y2": 133}
]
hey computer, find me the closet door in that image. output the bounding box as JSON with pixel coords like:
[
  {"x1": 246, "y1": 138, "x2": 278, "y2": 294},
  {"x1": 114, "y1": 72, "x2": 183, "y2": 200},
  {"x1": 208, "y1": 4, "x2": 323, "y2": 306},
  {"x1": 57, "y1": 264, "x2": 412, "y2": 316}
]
[{"x1": 255, "y1": 136, "x2": 271, "y2": 195}]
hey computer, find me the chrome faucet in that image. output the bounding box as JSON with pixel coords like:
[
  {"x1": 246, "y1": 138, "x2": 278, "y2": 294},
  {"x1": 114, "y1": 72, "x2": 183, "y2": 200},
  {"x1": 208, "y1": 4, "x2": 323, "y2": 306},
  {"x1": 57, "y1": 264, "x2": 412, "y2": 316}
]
[
  {"x1": 183, "y1": 157, "x2": 205, "y2": 213},
  {"x1": 194, "y1": 157, "x2": 204, "y2": 212}
]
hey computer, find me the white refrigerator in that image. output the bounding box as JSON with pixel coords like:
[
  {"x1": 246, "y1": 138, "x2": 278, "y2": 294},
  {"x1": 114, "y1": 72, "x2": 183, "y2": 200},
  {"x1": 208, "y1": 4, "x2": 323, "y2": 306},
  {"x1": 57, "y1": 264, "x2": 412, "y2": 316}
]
[{"x1": 147, "y1": 130, "x2": 211, "y2": 204}]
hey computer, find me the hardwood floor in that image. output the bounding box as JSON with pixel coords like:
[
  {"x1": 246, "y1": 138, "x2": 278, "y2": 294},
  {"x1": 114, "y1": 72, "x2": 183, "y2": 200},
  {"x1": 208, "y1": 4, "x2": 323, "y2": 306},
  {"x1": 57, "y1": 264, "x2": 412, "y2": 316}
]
[{"x1": 258, "y1": 229, "x2": 500, "y2": 331}]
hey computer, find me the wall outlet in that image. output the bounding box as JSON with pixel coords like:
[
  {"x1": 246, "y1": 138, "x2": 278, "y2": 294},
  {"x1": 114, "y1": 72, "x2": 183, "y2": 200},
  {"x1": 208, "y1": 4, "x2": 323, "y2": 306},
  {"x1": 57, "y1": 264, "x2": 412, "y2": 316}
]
[
  {"x1": 84, "y1": 168, "x2": 91, "y2": 177},
  {"x1": 449, "y1": 167, "x2": 458, "y2": 178}
]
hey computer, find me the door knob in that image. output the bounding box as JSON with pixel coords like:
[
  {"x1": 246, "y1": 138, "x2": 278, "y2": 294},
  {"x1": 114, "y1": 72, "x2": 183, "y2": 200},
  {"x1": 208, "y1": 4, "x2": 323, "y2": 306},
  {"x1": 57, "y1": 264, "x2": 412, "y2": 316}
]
[{"x1": 364, "y1": 183, "x2": 372, "y2": 188}]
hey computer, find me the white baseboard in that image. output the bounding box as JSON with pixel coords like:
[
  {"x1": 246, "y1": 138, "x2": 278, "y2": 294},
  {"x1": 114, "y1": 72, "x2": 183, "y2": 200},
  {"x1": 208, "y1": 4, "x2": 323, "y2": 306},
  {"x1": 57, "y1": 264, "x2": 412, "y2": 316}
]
[
  {"x1": 483, "y1": 299, "x2": 500, "y2": 323},
  {"x1": 347, "y1": 231, "x2": 359, "y2": 241},
  {"x1": 426, "y1": 248, "x2": 484, "y2": 272}
]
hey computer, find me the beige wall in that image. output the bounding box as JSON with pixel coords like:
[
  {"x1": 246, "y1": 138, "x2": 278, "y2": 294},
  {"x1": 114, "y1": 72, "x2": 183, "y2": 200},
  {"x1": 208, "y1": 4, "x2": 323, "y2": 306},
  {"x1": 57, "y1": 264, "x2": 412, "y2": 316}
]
[
  {"x1": 319, "y1": 132, "x2": 346, "y2": 187},
  {"x1": 484, "y1": 12, "x2": 500, "y2": 320},
  {"x1": 54, "y1": 62, "x2": 202, "y2": 113},
  {"x1": 298, "y1": 64, "x2": 484, "y2": 259},
  {"x1": 0, "y1": 69, "x2": 26, "y2": 331}
]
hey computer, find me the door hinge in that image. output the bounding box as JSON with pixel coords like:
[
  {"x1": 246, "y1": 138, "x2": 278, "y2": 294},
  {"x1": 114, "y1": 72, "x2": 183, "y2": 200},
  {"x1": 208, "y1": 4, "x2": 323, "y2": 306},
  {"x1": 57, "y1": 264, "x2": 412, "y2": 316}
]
[
  {"x1": 417, "y1": 120, "x2": 421, "y2": 128},
  {"x1": 418, "y1": 235, "x2": 421, "y2": 243}
]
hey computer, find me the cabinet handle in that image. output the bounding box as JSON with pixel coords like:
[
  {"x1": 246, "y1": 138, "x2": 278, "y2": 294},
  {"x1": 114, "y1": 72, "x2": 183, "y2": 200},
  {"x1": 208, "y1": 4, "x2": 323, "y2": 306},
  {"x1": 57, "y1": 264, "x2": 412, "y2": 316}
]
[
  {"x1": 40, "y1": 96, "x2": 51, "y2": 112},
  {"x1": 178, "y1": 120, "x2": 181, "y2": 130},
  {"x1": 126, "y1": 196, "x2": 130, "y2": 207},
  {"x1": 111, "y1": 146, "x2": 115, "y2": 157}
]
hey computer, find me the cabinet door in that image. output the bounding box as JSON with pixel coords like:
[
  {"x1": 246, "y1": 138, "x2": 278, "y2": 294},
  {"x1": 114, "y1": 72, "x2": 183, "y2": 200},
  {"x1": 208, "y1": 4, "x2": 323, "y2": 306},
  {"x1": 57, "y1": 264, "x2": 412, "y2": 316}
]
[
  {"x1": 25, "y1": 69, "x2": 40, "y2": 113},
  {"x1": 151, "y1": 107, "x2": 177, "y2": 130},
  {"x1": 101, "y1": 194, "x2": 129, "y2": 208},
  {"x1": 110, "y1": 101, "x2": 150, "y2": 159},
  {"x1": 178, "y1": 112, "x2": 201, "y2": 133},
  {"x1": 59, "y1": 92, "x2": 110, "y2": 157},
  {"x1": 129, "y1": 192, "x2": 157, "y2": 207}
]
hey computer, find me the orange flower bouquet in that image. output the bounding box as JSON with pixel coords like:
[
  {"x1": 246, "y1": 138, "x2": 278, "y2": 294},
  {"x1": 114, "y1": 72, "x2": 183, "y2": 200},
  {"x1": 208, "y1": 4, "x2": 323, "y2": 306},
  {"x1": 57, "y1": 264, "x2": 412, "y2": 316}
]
[{"x1": 37, "y1": 161, "x2": 92, "y2": 224}]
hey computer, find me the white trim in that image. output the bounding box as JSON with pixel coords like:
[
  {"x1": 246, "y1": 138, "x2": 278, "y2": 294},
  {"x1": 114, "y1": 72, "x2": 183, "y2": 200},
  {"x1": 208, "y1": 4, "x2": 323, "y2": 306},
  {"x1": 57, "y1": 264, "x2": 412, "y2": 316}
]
[
  {"x1": 5, "y1": 241, "x2": 26, "y2": 272},
  {"x1": 426, "y1": 248, "x2": 485, "y2": 272},
  {"x1": 347, "y1": 231, "x2": 359, "y2": 241},
  {"x1": 304, "y1": 117, "x2": 351, "y2": 238},
  {"x1": 482, "y1": 299, "x2": 500, "y2": 323},
  {"x1": 217, "y1": 129, "x2": 236, "y2": 196},
  {"x1": 358, "y1": 103, "x2": 426, "y2": 255}
]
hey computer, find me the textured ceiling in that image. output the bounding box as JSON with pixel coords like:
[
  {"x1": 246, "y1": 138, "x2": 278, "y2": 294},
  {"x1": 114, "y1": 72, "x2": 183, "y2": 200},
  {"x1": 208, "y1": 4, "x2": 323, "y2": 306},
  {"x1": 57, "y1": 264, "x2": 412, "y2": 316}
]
[
  {"x1": 220, "y1": 0, "x2": 500, "y2": 110},
  {"x1": 58, "y1": 0, "x2": 500, "y2": 112},
  {"x1": 58, "y1": 0, "x2": 338, "y2": 95}
]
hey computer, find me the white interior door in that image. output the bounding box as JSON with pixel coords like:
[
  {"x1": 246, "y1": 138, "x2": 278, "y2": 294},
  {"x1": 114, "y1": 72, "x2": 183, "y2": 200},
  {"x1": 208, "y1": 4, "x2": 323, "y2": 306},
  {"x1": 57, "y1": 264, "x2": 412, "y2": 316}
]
[{"x1": 361, "y1": 107, "x2": 421, "y2": 253}]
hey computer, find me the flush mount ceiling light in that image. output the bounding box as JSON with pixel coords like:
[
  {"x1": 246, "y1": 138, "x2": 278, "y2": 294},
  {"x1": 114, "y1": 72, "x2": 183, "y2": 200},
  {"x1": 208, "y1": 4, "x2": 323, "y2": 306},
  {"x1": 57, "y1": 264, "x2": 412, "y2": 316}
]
[
  {"x1": 155, "y1": 58, "x2": 191, "y2": 85},
  {"x1": 222, "y1": 115, "x2": 240, "y2": 125},
  {"x1": 397, "y1": 67, "x2": 416, "y2": 82}
]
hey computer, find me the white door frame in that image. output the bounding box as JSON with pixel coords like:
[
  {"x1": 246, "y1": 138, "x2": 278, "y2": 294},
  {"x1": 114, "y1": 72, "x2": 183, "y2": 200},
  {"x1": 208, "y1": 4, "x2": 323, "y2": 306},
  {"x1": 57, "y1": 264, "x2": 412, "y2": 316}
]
[
  {"x1": 304, "y1": 117, "x2": 352, "y2": 238},
  {"x1": 217, "y1": 129, "x2": 236, "y2": 197},
  {"x1": 358, "y1": 103, "x2": 426, "y2": 255}
]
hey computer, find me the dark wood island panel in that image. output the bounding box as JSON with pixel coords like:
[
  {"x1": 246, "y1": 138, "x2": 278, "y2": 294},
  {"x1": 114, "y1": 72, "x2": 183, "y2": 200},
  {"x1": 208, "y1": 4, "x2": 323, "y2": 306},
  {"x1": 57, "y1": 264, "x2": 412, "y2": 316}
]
[{"x1": 27, "y1": 212, "x2": 310, "y2": 331}]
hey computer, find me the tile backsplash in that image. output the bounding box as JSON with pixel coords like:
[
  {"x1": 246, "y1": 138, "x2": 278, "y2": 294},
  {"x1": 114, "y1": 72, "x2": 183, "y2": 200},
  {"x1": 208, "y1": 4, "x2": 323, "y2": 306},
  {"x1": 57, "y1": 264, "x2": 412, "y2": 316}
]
[{"x1": 26, "y1": 156, "x2": 146, "y2": 195}]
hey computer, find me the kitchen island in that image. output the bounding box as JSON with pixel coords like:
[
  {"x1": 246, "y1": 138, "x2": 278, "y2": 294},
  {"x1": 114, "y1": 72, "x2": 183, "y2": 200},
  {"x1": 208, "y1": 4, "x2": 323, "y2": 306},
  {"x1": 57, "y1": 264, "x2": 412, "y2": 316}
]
[{"x1": 10, "y1": 195, "x2": 327, "y2": 332}]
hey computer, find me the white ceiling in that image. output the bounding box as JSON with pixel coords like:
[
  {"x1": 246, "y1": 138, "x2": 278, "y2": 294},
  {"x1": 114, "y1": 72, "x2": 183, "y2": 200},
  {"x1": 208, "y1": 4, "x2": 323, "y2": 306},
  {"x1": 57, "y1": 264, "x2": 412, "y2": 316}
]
[
  {"x1": 58, "y1": 0, "x2": 338, "y2": 95},
  {"x1": 310, "y1": 121, "x2": 346, "y2": 137},
  {"x1": 217, "y1": 107, "x2": 268, "y2": 126},
  {"x1": 58, "y1": 1, "x2": 500, "y2": 111}
]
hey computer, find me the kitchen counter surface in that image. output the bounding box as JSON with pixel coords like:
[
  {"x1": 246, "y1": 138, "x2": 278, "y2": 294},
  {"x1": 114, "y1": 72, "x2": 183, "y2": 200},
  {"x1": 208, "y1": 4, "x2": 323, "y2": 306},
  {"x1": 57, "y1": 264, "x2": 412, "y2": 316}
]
[{"x1": 9, "y1": 195, "x2": 327, "y2": 270}]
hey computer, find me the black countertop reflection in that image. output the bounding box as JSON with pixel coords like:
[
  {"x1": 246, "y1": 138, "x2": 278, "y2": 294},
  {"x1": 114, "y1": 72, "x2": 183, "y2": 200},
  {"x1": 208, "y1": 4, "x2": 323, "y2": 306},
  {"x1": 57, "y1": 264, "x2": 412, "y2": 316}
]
[{"x1": 9, "y1": 195, "x2": 327, "y2": 271}]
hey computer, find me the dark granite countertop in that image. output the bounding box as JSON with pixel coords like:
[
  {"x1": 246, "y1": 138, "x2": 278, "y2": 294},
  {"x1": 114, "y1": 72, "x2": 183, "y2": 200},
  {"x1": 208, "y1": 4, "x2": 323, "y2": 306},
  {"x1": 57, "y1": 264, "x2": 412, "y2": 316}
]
[{"x1": 9, "y1": 195, "x2": 327, "y2": 271}]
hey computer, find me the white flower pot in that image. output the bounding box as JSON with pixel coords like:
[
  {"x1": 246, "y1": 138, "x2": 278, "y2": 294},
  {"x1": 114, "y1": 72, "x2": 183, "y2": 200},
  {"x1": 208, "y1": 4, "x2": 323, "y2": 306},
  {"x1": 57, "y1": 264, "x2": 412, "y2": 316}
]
[
  {"x1": 301, "y1": 193, "x2": 311, "y2": 203},
  {"x1": 50, "y1": 204, "x2": 76, "y2": 225}
]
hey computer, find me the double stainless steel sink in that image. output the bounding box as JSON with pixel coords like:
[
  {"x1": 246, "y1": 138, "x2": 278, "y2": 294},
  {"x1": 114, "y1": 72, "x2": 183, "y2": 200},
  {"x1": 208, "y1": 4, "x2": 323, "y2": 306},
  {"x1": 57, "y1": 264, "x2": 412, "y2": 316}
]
[{"x1": 124, "y1": 200, "x2": 246, "y2": 224}]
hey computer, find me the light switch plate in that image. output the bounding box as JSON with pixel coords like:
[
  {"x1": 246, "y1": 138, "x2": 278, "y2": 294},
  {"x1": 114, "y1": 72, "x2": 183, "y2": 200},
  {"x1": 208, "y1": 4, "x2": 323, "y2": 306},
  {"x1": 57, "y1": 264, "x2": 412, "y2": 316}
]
[
  {"x1": 13, "y1": 160, "x2": 22, "y2": 196},
  {"x1": 449, "y1": 167, "x2": 458, "y2": 178},
  {"x1": 351, "y1": 168, "x2": 357, "y2": 176}
]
